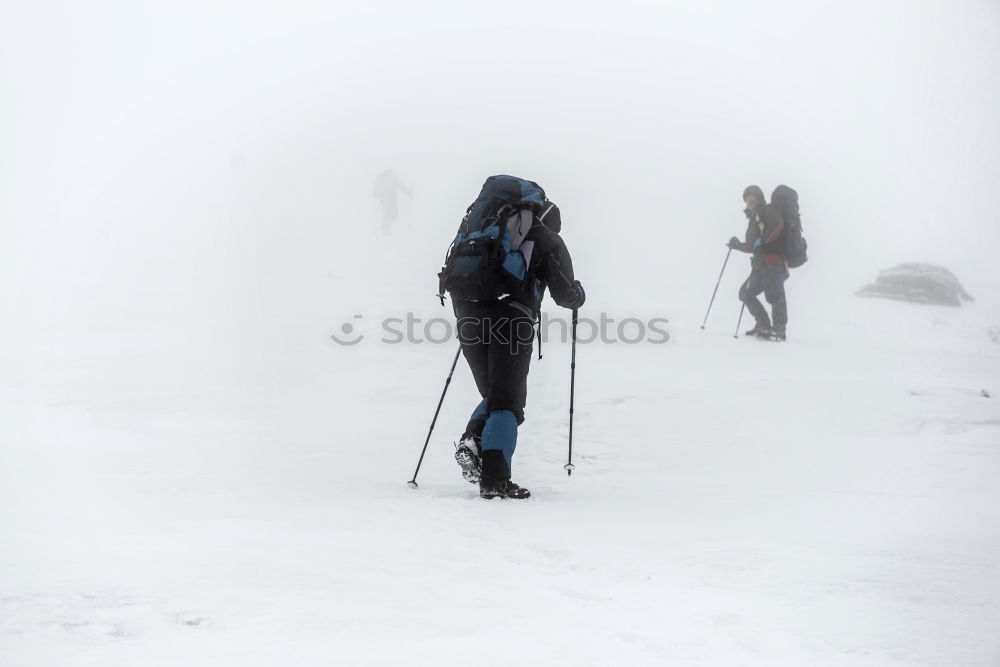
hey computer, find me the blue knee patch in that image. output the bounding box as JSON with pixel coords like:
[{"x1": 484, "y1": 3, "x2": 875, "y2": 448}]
[
  {"x1": 470, "y1": 398, "x2": 489, "y2": 424},
  {"x1": 481, "y1": 409, "x2": 517, "y2": 471}
]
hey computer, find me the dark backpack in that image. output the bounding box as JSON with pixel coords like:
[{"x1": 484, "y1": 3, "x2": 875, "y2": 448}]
[
  {"x1": 437, "y1": 175, "x2": 547, "y2": 304},
  {"x1": 771, "y1": 185, "x2": 808, "y2": 268}
]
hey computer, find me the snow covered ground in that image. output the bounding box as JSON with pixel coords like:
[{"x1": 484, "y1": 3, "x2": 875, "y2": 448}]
[{"x1": 2, "y1": 219, "x2": 999, "y2": 666}]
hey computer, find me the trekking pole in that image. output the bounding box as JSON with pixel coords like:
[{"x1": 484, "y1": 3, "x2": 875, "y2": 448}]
[
  {"x1": 701, "y1": 247, "x2": 733, "y2": 329},
  {"x1": 407, "y1": 345, "x2": 463, "y2": 489},
  {"x1": 733, "y1": 302, "x2": 746, "y2": 339},
  {"x1": 564, "y1": 309, "x2": 578, "y2": 476}
]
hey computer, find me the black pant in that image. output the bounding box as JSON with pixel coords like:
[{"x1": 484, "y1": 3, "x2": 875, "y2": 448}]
[
  {"x1": 739, "y1": 264, "x2": 788, "y2": 328},
  {"x1": 454, "y1": 300, "x2": 534, "y2": 426}
]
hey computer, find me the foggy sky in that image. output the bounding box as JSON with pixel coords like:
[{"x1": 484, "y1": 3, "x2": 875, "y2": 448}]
[{"x1": 2, "y1": 0, "x2": 999, "y2": 334}]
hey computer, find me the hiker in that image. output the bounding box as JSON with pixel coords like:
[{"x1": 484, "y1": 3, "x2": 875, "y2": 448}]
[
  {"x1": 728, "y1": 185, "x2": 789, "y2": 341},
  {"x1": 373, "y1": 168, "x2": 411, "y2": 234},
  {"x1": 439, "y1": 176, "x2": 585, "y2": 499}
]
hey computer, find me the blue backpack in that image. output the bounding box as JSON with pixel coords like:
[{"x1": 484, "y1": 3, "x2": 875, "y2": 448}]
[{"x1": 437, "y1": 175, "x2": 548, "y2": 304}]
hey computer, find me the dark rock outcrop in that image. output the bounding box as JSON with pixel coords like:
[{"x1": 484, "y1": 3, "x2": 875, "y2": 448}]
[{"x1": 856, "y1": 263, "x2": 973, "y2": 307}]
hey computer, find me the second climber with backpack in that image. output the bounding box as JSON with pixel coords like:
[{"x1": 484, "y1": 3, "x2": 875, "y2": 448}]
[{"x1": 728, "y1": 185, "x2": 792, "y2": 341}]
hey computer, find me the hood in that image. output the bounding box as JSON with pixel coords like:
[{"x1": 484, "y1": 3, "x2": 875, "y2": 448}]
[{"x1": 537, "y1": 200, "x2": 562, "y2": 233}]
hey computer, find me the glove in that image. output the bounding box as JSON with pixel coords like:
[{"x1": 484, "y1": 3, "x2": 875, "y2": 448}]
[
  {"x1": 727, "y1": 236, "x2": 741, "y2": 250},
  {"x1": 573, "y1": 280, "x2": 586, "y2": 307},
  {"x1": 753, "y1": 238, "x2": 762, "y2": 250}
]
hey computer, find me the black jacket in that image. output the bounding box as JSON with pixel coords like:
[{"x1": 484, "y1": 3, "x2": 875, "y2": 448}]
[{"x1": 508, "y1": 221, "x2": 585, "y2": 317}]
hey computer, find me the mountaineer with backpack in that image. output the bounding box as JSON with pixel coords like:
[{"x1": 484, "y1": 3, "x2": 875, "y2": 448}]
[
  {"x1": 437, "y1": 175, "x2": 585, "y2": 499},
  {"x1": 728, "y1": 185, "x2": 791, "y2": 341}
]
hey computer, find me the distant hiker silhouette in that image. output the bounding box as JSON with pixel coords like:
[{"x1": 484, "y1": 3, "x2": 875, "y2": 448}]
[{"x1": 373, "y1": 168, "x2": 412, "y2": 234}]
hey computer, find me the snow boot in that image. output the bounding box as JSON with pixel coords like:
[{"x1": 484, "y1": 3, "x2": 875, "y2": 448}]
[
  {"x1": 756, "y1": 326, "x2": 786, "y2": 341},
  {"x1": 454, "y1": 432, "x2": 482, "y2": 484},
  {"x1": 479, "y1": 450, "x2": 531, "y2": 500},
  {"x1": 744, "y1": 320, "x2": 770, "y2": 337},
  {"x1": 770, "y1": 299, "x2": 788, "y2": 341}
]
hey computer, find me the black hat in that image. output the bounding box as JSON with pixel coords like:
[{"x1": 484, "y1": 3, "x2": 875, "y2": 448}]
[{"x1": 742, "y1": 185, "x2": 765, "y2": 203}]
